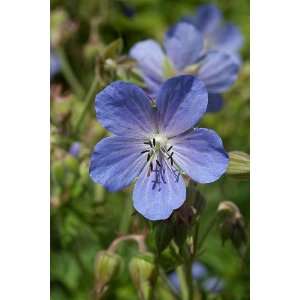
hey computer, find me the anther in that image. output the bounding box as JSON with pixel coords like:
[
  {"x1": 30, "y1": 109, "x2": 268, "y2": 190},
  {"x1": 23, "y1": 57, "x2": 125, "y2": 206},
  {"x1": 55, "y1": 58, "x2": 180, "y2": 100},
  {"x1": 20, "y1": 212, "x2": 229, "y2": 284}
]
[
  {"x1": 153, "y1": 138, "x2": 156, "y2": 147},
  {"x1": 156, "y1": 160, "x2": 161, "y2": 167},
  {"x1": 147, "y1": 154, "x2": 151, "y2": 162},
  {"x1": 141, "y1": 150, "x2": 150, "y2": 154},
  {"x1": 150, "y1": 162, "x2": 153, "y2": 172},
  {"x1": 167, "y1": 146, "x2": 173, "y2": 152},
  {"x1": 144, "y1": 141, "x2": 153, "y2": 147},
  {"x1": 168, "y1": 152, "x2": 174, "y2": 159}
]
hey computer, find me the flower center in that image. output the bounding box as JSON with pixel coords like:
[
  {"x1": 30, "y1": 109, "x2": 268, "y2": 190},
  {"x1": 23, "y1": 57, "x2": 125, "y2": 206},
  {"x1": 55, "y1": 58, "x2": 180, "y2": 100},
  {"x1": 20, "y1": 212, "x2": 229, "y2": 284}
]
[{"x1": 140, "y1": 135, "x2": 174, "y2": 175}]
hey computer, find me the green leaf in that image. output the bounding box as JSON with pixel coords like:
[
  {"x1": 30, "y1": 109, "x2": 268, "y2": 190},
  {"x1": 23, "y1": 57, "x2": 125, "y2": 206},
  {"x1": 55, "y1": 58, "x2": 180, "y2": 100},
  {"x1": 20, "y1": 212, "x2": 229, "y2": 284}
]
[{"x1": 226, "y1": 151, "x2": 250, "y2": 176}]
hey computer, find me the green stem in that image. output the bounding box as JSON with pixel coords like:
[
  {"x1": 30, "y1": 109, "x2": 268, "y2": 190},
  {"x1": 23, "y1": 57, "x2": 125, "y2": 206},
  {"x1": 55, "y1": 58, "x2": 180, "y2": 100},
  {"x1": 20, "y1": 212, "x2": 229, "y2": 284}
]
[
  {"x1": 73, "y1": 76, "x2": 99, "y2": 134},
  {"x1": 56, "y1": 47, "x2": 85, "y2": 99},
  {"x1": 184, "y1": 260, "x2": 193, "y2": 300},
  {"x1": 159, "y1": 269, "x2": 181, "y2": 300},
  {"x1": 118, "y1": 197, "x2": 133, "y2": 234},
  {"x1": 197, "y1": 215, "x2": 218, "y2": 251},
  {"x1": 176, "y1": 265, "x2": 189, "y2": 300}
]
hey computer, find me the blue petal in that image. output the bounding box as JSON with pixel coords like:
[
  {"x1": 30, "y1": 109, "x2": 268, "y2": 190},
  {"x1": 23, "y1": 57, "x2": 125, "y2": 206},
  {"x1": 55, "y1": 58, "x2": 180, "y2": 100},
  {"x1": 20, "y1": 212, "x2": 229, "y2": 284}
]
[
  {"x1": 170, "y1": 128, "x2": 229, "y2": 183},
  {"x1": 129, "y1": 40, "x2": 165, "y2": 94},
  {"x1": 164, "y1": 22, "x2": 203, "y2": 70},
  {"x1": 133, "y1": 158, "x2": 186, "y2": 221},
  {"x1": 195, "y1": 4, "x2": 222, "y2": 34},
  {"x1": 203, "y1": 277, "x2": 224, "y2": 293},
  {"x1": 90, "y1": 136, "x2": 146, "y2": 191},
  {"x1": 50, "y1": 51, "x2": 61, "y2": 78},
  {"x1": 198, "y1": 51, "x2": 240, "y2": 93},
  {"x1": 206, "y1": 94, "x2": 224, "y2": 113},
  {"x1": 156, "y1": 75, "x2": 208, "y2": 137},
  {"x1": 192, "y1": 262, "x2": 208, "y2": 279},
  {"x1": 211, "y1": 23, "x2": 244, "y2": 53},
  {"x1": 95, "y1": 81, "x2": 156, "y2": 137}
]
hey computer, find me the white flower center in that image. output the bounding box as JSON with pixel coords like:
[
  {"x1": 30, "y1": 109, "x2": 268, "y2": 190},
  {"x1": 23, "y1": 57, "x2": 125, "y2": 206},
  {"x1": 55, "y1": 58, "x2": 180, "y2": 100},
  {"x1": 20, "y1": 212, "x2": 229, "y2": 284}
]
[{"x1": 153, "y1": 133, "x2": 168, "y2": 150}]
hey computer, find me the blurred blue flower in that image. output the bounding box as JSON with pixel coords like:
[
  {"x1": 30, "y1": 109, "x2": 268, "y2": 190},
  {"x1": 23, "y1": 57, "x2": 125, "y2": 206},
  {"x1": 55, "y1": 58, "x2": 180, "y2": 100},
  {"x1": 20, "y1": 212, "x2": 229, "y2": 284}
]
[
  {"x1": 51, "y1": 51, "x2": 61, "y2": 78},
  {"x1": 130, "y1": 22, "x2": 240, "y2": 112},
  {"x1": 169, "y1": 262, "x2": 208, "y2": 291},
  {"x1": 69, "y1": 142, "x2": 81, "y2": 157},
  {"x1": 182, "y1": 4, "x2": 244, "y2": 62},
  {"x1": 89, "y1": 75, "x2": 229, "y2": 220},
  {"x1": 203, "y1": 276, "x2": 224, "y2": 294}
]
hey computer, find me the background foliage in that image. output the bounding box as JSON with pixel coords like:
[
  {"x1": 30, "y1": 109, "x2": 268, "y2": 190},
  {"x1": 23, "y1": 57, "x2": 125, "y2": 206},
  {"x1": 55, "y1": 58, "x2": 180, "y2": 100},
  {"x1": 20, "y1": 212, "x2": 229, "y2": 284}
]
[{"x1": 50, "y1": 0, "x2": 249, "y2": 299}]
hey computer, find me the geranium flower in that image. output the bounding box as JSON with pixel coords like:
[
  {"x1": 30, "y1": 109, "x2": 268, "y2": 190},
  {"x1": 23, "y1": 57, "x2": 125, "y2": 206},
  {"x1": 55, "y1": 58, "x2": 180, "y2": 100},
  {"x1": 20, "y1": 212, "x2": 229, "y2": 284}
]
[
  {"x1": 89, "y1": 75, "x2": 228, "y2": 220},
  {"x1": 182, "y1": 4, "x2": 244, "y2": 62},
  {"x1": 130, "y1": 22, "x2": 240, "y2": 112}
]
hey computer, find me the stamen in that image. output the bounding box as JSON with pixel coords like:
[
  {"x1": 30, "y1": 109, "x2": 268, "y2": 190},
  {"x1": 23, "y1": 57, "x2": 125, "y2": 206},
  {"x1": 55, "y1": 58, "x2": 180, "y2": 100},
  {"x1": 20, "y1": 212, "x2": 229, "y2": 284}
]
[
  {"x1": 141, "y1": 150, "x2": 150, "y2": 154},
  {"x1": 152, "y1": 138, "x2": 156, "y2": 147},
  {"x1": 167, "y1": 146, "x2": 173, "y2": 152},
  {"x1": 168, "y1": 152, "x2": 174, "y2": 159},
  {"x1": 156, "y1": 160, "x2": 161, "y2": 167},
  {"x1": 144, "y1": 141, "x2": 153, "y2": 147}
]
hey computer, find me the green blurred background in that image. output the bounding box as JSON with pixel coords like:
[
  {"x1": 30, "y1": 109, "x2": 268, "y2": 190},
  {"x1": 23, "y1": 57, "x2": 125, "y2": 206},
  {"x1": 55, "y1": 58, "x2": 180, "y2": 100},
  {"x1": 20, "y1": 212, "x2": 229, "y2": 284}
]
[{"x1": 50, "y1": 0, "x2": 249, "y2": 299}]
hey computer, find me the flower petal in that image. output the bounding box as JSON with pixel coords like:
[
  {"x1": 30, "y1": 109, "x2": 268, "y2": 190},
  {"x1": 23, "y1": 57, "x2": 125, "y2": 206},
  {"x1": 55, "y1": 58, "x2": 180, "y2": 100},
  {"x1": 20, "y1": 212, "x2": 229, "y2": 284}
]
[
  {"x1": 195, "y1": 4, "x2": 222, "y2": 34},
  {"x1": 129, "y1": 40, "x2": 165, "y2": 94},
  {"x1": 170, "y1": 128, "x2": 229, "y2": 183},
  {"x1": 198, "y1": 51, "x2": 240, "y2": 93},
  {"x1": 206, "y1": 94, "x2": 224, "y2": 113},
  {"x1": 164, "y1": 22, "x2": 203, "y2": 70},
  {"x1": 95, "y1": 81, "x2": 156, "y2": 137},
  {"x1": 211, "y1": 23, "x2": 244, "y2": 53},
  {"x1": 89, "y1": 136, "x2": 146, "y2": 191},
  {"x1": 133, "y1": 159, "x2": 186, "y2": 220},
  {"x1": 156, "y1": 75, "x2": 208, "y2": 137}
]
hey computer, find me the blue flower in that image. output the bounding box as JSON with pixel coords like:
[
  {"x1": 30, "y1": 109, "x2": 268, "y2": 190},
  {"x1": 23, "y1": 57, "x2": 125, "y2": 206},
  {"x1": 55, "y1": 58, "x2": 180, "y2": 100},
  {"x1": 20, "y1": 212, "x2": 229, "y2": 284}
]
[
  {"x1": 69, "y1": 142, "x2": 81, "y2": 157},
  {"x1": 130, "y1": 22, "x2": 240, "y2": 112},
  {"x1": 182, "y1": 4, "x2": 244, "y2": 62},
  {"x1": 203, "y1": 276, "x2": 224, "y2": 294},
  {"x1": 169, "y1": 262, "x2": 208, "y2": 290},
  {"x1": 51, "y1": 50, "x2": 61, "y2": 78},
  {"x1": 89, "y1": 75, "x2": 228, "y2": 220}
]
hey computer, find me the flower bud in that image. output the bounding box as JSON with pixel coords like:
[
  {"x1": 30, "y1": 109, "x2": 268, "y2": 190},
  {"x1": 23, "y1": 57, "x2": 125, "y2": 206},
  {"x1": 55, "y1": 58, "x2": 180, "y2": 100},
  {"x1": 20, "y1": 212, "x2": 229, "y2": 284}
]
[
  {"x1": 217, "y1": 201, "x2": 246, "y2": 248},
  {"x1": 226, "y1": 151, "x2": 250, "y2": 178},
  {"x1": 129, "y1": 253, "x2": 156, "y2": 299},
  {"x1": 64, "y1": 154, "x2": 79, "y2": 173},
  {"x1": 94, "y1": 251, "x2": 122, "y2": 294}
]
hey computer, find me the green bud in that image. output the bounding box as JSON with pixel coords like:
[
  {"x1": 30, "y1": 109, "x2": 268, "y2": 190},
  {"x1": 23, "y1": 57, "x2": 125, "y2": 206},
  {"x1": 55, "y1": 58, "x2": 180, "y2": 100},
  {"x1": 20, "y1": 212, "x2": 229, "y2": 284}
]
[
  {"x1": 64, "y1": 154, "x2": 79, "y2": 173},
  {"x1": 129, "y1": 253, "x2": 155, "y2": 286},
  {"x1": 226, "y1": 151, "x2": 250, "y2": 176},
  {"x1": 217, "y1": 201, "x2": 247, "y2": 248},
  {"x1": 95, "y1": 251, "x2": 122, "y2": 286}
]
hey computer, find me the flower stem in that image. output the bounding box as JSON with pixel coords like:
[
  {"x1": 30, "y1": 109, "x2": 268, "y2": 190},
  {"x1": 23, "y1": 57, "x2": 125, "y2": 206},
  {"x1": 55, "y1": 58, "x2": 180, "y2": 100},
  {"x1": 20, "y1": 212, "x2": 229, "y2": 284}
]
[
  {"x1": 73, "y1": 76, "x2": 99, "y2": 134},
  {"x1": 118, "y1": 197, "x2": 133, "y2": 234},
  {"x1": 56, "y1": 47, "x2": 85, "y2": 99},
  {"x1": 197, "y1": 214, "x2": 218, "y2": 250},
  {"x1": 176, "y1": 265, "x2": 189, "y2": 300}
]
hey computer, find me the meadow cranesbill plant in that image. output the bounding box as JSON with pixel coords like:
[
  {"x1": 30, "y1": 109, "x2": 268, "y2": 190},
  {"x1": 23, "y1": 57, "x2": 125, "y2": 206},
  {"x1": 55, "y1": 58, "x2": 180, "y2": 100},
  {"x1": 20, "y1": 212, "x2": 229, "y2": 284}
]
[
  {"x1": 89, "y1": 75, "x2": 229, "y2": 220},
  {"x1": 130, "y1": 22, "x2": 240, "y2": 112},
  {"x1": 182, "y1": 4, "x2": 244, "y2": 63}
]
